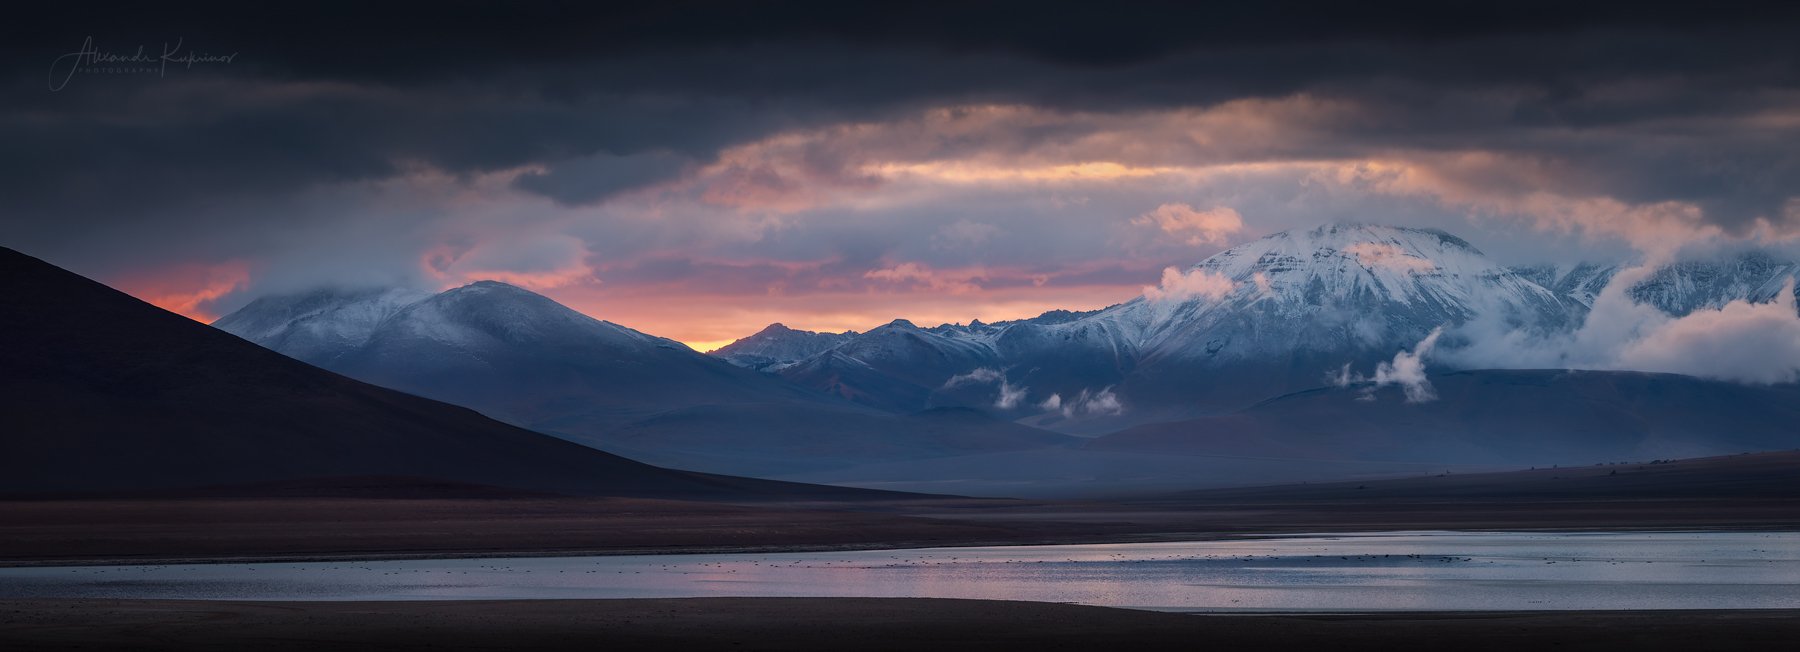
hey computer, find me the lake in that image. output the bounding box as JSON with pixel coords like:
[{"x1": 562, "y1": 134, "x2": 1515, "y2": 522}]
[{"x1": 3, "y1": 531, "x2": 1797, "y2": 611}]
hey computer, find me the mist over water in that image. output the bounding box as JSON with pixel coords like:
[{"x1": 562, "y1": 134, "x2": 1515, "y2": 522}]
[{"x1": 5, "y1": 531, "x2": 1798, "y2": 612}]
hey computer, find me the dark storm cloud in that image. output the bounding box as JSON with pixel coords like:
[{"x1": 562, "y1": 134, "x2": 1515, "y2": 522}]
[
  {"x1": 14, "y1": 1, "x2": 1797, "y2": 80},
  {"x1": 512, "y1": 151, "x2": 695, "y2": 206},
  {"x1": 4, "y1": 0, "x2": 1800, "y2": 275}
]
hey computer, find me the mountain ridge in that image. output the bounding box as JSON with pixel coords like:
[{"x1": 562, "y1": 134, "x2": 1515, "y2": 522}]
[
  {"x1": 217, "y1": 278, "x2": 851, "y2": 436},
  {"x1": 718, "y1": 225, "x2": 1800, "y2": 430},
  {"x1": 0, "y1": 246, "x2": 898, "y2": 500},
  {"x1": 745, "y1": 224, "x2": 1592, "y2": 425},
  {"x1": 215, "y1": 277, "x2": 1081, "y2": 478}
]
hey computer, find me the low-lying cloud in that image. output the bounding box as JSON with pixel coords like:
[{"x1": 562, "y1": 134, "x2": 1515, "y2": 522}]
[
  {"x1": 1048, "y1": 387, "x2": 1125, "y2": 418},
  {"x1": 1333, "y1": 326, "x2": 1444, "y2": 403},
  {"x1": 1447, "y1": 271, "x2": 1800, "y2": 384},
  {"x1": 944, "y1": 367, "x2": 1031, "y2": 410},
  {"x1": 1142, "y1": 267, "x2": 1236, "y2": 303},
  {"x1": 1615, "y1": 283, "x2": 1800, "y2": 383}
]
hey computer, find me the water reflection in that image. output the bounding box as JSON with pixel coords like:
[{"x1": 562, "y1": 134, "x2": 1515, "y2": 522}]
[{"x1": 2, "y1": 531, "x2": 1797, "y2": 611}]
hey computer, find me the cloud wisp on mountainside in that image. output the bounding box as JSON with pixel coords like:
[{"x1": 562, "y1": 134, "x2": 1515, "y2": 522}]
[
  {"x1": 1445, "y1": 271, "x2": 1800, "y2": 385},
  {"x1": 1333, "y1": 327, "x2": 1446, "y2": 403}
]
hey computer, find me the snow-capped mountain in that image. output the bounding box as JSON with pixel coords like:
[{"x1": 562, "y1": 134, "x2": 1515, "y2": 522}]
[
  {"x1": 216, "y1": 281, "x2": 838, "y2": 436},
  {"x1": 713, "y1": 323, "x2": 858, "y2": 371},
  {"x1": 722, "y1": 225, "x2": 1800, "y2": 431},
  {"x1": 1009, "y1": 224, "x2": 1595, "y2": 424},
  {"x1": 776, "y1": 318, "x2": 1011, "y2": 412},
  {"x1": 215, "y1": 281, "x2": 1078, "y2": 476},
  {"x1": 1104, "y1": 224, "x2": 1575, "y2": 361},
  {"x1": 350, "y1": 280, "x2": 684, "y2": 359},
  {"x1": 1515, "y1": 252, "x2": 1800, "y2": 317},
  {"x1": 1626, "y1": 251, "x2": 1800, "y2": 316},
  {"x1": 199, "y1": 227, "x2": 1800, "y2": 492},
  {"x1": 1509, "y1": 263, "x2": 1616, "y2": 309},
  {"x1": 212, "y1": 286, "x2": 431, "y2": 366},
  {"x1": 752, "y1": 224, "x2": 1592, "y2": 424}
]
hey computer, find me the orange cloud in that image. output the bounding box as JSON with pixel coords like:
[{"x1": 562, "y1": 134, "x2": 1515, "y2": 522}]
[
  {"x1": 1326, "y1": 156, "x2": 1726, "y2": 260},
  {"x1": 111, "y1": 260, "x2": 251, "y2": 322},
  {"x1": 869, "y1": 160, "x2": 1189, "y2": 183}
]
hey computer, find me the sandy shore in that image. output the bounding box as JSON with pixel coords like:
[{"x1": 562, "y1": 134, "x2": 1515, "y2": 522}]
[{"x1": 1, "y1": 598, "x2": 1795, "y2": 651}]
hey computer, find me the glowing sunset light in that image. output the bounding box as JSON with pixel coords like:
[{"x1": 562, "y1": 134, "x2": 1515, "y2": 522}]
[
  {"x1": 540, "y1": 280, "x2": 1143, "y2": 351},
  {"x1": 9, "y1": 3, "x2": 1797, "y2": 377},
  {"x1": 110, "y1": 261, "x2": 251, "y2": 323}
]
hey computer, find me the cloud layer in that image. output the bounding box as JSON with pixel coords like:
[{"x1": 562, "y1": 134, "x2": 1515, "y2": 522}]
[
  {"x1": 1446, "y1": 273, "x2": 1800, "y2": 385},
  {"x1": 5, "y1": 3, "x2": 1800, "y2": 347}
]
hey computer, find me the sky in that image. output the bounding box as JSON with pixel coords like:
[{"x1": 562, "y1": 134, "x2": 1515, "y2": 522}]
[{"x1": 5, "y1": 2, "x2": 1800, "y2": 351}]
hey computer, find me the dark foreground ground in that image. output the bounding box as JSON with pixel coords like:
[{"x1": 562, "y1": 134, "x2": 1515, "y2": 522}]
[
  {"x1": 2, "y1": 454, "x2": 1797, "y2": 650},
  {"x1": 3, "y1": 492, "x2": 1796, "y2": 566},
  {"x1": 2, "y1": 599, "x2": 1796, "y2": 651},
  {"x1": 3, "y1": 451, "x2": 1797, "y2": 565}
]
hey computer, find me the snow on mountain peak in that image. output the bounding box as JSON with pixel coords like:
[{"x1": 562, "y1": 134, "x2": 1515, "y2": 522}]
[
  {"x1": 382, "y1": 280, "x2": 665, "y2": 349},
  {"x1": 216, "y1": 279, "x2": 673, "y2": 365},
  {"x1": 714, "y1": 323, "x2": 859, "y2": 371},
  {"x1": 1186, "y1": 223, "x2": 1511, "y2": 305},
  {"x1": 1084, "y1": 223, "x2": 1575, "y2": 363},
  {"x1": 211, "y1": 286, "x2": 432, "y2": 364}
]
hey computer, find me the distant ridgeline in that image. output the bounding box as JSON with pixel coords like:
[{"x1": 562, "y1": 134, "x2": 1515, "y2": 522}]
[{"x1": 206, "y1": 225, "x2": 1800, "y2": 498}]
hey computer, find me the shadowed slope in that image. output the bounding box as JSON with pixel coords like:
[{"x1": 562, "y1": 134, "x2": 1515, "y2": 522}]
[
  {"x1": 1090, "y1": 369, "x2": 1800, "y2": 466},
  {"x1": 0, "y1": 247, "x2": 896, "y2": 500}
]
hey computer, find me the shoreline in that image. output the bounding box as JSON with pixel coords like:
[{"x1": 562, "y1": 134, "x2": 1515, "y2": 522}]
[{"x1": 5, "y1": 523, "x2": 1792, "y2": 569}]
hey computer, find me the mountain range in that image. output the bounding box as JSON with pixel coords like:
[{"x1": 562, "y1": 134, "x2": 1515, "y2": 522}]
[
  {"x1": 209, "y1": 224, "x2": 1800, "y2": 496},
  {"x1": 214, "y1": 280, "x2": 1071, "y2": 477},
  {"x1": 0, "y1": 246, "x2": 889, "y2": 500},
  {"x1": 215, "y1": 280, "x2": 833, "y2": 433},
  {"x1": 725, "y1": 225, "x2": 1800, "y2": 429},
  {"x1": 713, "y1": 323, "x2": 859, "y2": 371}
]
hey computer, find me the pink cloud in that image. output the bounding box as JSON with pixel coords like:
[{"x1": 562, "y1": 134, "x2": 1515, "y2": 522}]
[
  {"x1": 111, "y1": 260, "x2": 251, "y2": 322},
  {"x1": 864, "y1": 262, "x2": 988, "y2": 294},
  {"x1": 1131, "y1": 203, "x2": 1244, "y2": 246}
]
